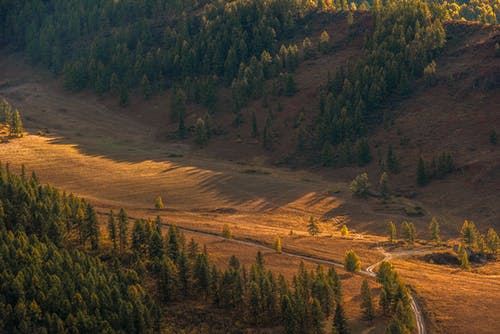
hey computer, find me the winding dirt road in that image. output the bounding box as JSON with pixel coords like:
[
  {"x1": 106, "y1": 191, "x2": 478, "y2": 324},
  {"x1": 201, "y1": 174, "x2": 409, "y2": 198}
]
[{"x1": 164, "y1": 223, "x2": 429, "y2": 334}]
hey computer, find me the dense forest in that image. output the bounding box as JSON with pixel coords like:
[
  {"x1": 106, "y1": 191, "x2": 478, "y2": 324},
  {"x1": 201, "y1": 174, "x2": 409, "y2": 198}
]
[{"x1": 0, "y1": 1, "x2": 497, "y2": 165}]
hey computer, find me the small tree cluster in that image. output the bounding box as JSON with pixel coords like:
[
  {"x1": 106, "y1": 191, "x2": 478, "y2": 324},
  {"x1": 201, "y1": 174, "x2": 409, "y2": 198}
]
[
  {"x1": 0, "y1": 98, "x2": 24, "y2": 138},
  {"x1": 350, "y1": 173, "x2": 370, "y2": 198},
  {"x1": 377, "y1": 262, "x2": 416, "y2": 333},
  {"x1": 417, "y1": 152, "x2": 455, "y2": 186}
]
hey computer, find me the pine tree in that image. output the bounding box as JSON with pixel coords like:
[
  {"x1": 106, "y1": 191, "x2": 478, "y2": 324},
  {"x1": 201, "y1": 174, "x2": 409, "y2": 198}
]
[
  {"x1": 178, "y1": 110, "x2": 186, "y2": 139},
  {"x1": 274, "y1": 236, "x2": 282, "y2": 253},
  {"x1": 379, "y1": 172, "x2": 390, "y2": 199},
  {"x1": 107, "y1": 210, "x2": 117, "y2": 252},
  {"x1": 118, "y1": 208, "x2": 129, "y2": 255},
  {"x1": 460, "y1": 220, "x2": 478, "y2": 247},
  {"x1": 85, "y1": 204, "x2": 99, "y2": 250},
  {"x1": 155, "y1": 196, "x2": 164, "y2": 209},
  {"x1": 194, "y1": 118, "x2": 209, "y2": 147},
  {"x1": 248, "y1": 281, "x2": 261, "y2": 325},
  {"x1": 401, "y1": 221, "x2": 416, "y2": 244},
  {"x1": 457, "y1": 244, "x2": 470, "y2": 270},
  {"x1": 386, "y1": 145, "x2": 400, "y2": 174},
  {"x1": 332, "y1": 303, "x2": 349, "y2": 334},
  {"x1": 344, "y1": 250, "x2": 361, "y2": 273},
  {"x1": 486, "y1": 228, "x2": 499, "y2": 258},
  {"x1": 360, "y1": 279, "x2": 375, "y2": 321},
  {"x1": 429, "y1": 217, "x2": 441, "y2": 244},
  {"x1": 281, "y1": 294, "x2": 295, "y2": 334},
  {"x1": 417, "y1": 156, "x2": 428, "y2": 186},
  {"x1": 9, "y1": 109, "x2": 24, "y2": 138},
  {"x1": 167, "y1": 225, "x2": 179, "y2": 262},
  {"x1": 222, "y1": 224, "x2": 232, "y2": 239},
  {"x1": 387, "y1": 221, "x2": 397, "y2": 243},
  {"x1": 311, "y1": 298, "x2": 325, "y2": 334},
  {"x1": 307, "y1": 216, "x2": 320, "y2": 236}
]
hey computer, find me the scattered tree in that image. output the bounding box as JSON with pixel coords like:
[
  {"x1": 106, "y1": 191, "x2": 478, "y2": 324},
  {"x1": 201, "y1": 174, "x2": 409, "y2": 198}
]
[
  {"x1": 307, "y1": 216, "x2": 320, "y2": 236},
  {"x1": 344, "y1": 250, "x2": 361, "y2": 273},
  {"x1": 387, "y1": 221, "x2": 397, "y2": 244},
  {"x1": 360, "y1": 279, "x2": 375, "y2": 321},
  {"x1": 401, "y1": 221, "x2": 416, "y2": 244},
  {"x1": 274, "y1": 236, "x2": 282, "y2": 253},
  {"x1": 350, "y1": 173, "x2": 370, "y2": 198},
  {"x1": 429, "y1": 217, "x2": 441, "y2": 244},
  {"x1": 155, "y1": 196, "x2": 165, "y2": 209},
  {"x1": 222, "y1": 224, "x2": 232, "y2": 239},
  {"x1": 341, "y1": 225, "x2": 349, "y2": 238}
]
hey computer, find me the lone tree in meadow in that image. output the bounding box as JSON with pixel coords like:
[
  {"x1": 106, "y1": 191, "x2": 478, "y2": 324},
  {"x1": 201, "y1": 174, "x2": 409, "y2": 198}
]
[
  {"x1": 429, "y1": 217, "x2": 441, "y2": 244},
  {"x1": 155, "y1": 196, "x2": 164, "y2": 209},
  {"x1": 344, "y1": 250, "x2": 361, "y2": 273},
  {"x1": 222, "y1": 224, "x2": 232, "y2": 239},
  {"x1": 274, "y1": 236, "x2": 282, "y2": 253},
  {"x1": 341, "y1": 225, "x2": 349, "y2": 238},
  {"x1": 307, "y1": 216, "x2": 320, "y2": 236},
  {"x1": 360, "y1": 279, "x2": 375, "y2": 322}
]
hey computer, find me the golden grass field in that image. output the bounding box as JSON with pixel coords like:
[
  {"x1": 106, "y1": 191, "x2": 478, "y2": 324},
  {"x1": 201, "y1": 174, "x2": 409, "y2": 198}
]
[{"x1": 1, "y1": 17, "x2": 499, "y2": 334}]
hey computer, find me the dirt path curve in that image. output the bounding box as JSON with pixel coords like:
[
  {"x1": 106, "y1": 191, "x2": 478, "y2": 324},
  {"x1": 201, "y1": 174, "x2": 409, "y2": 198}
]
[
  {"x1": 366, "y1": 247, "x2": 428, "y2": 334},
  {"x1": 160, "y1": 222, "x2": 429, "y2": 334}
]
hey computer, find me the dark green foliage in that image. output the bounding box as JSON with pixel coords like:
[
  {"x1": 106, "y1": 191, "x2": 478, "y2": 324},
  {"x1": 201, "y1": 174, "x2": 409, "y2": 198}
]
[
  {"x1": 490, "y1": 129, "x2": 497, "y2": 145},
  {"x1": 350, "y1": 173, "x2": 370, "y2": 197},
  {"x1": 361, "y1": 280, "x2": 375, "y2": 321},
  {"x1": 0, "y1": 163, "x2": 95, "y2": 247},
  {"x1": 1, "y1": 99, "x2": 24, "y2": 138},
  {"x1": 344, "y1": 250, "x2": 361, "y2": 273},
  {"x1": 332, "y1": 303, "x2": 349, "y2": 334},
  {"x1": 377, "y1": 262, "x2": 415, "y2": 333},
  {"x1": 429, "y1": 217, "x2": 441, "y2": 244},
  {"x1": 460, "y1": 220, "x2": 478, "y2": 247},
  {"x1": 417, "y1": 156, "x2": 428, "y2": 186},
  {"x1": 0, "y1": 229, "x2": 156, "y2": 333},
  {"x1": 307, "y1": 216, "x2": 320, "y2": 236},
  {"x1": 118, "y1": 208, "x2": 129, "y2": 255},
  {"x1": 356, "y1": 138, "x2": 371, "y2": 166},
  {"x1": 321, "y1": 142, "x2": 334, "y2": 166},
  {"x1": 379, "y1": 172, "x2": 390, "y2": 199},
  {"x1": 314, "y1": 0, "x2": 445, "y2": 165},
  {"x1": 386, "y1": 145, "x2": 400, "y2": 174}
]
